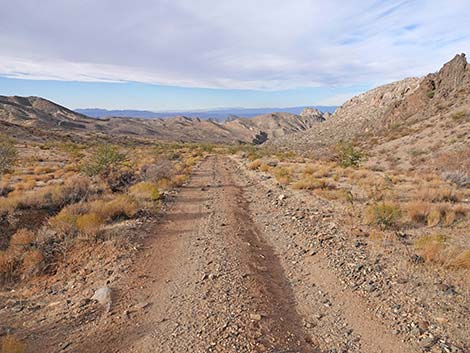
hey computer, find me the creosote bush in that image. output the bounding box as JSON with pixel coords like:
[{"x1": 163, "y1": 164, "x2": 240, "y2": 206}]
[
  {"x1": 365, "y1": 202, "x2": 401, "y2": 229},
  {"x1": 336, "y1": 142, "x2": 363, "y2": 168},
  {"x1": 81, "y1": 145, "x2": 127, "y2": 177}
]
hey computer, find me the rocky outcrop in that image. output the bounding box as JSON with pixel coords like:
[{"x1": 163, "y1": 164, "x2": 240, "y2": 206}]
[
  {"x1": 434, "y1": 53, "x2": 469, "y2": 96},
  {"x1": 271, "y1": 53, "x2": 470, "y2": 150},
  {"x1": 300, "y1": 107, "x2": 326, "y2": 122}
]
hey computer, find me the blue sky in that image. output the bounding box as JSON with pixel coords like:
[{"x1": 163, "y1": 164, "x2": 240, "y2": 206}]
[{"x1": 0, "y1": 0, "x2": 469, "y2": 110}]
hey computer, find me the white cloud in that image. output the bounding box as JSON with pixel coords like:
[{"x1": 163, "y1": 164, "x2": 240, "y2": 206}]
[{"x1": 0, "y1": 0, "x2": 469, "y2": 90}]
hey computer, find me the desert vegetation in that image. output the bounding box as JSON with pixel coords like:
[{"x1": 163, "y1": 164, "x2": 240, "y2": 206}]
[
  {"x1": 0, "y1": 138, "x2": 210, "y2": 288},
  {"x1": 241, "y1": 145, "x2": 470, "y2": 270}
]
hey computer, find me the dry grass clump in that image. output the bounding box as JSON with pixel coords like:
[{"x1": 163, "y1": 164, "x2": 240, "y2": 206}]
[
  {"x1": 171, "y1": 174, "x2": 188, "y2": 187},
  {"x1": 416, "y1": 186, "x2": 460, "y2": 203},
  {"x1": 129, "y1": 182, "x2": 160, "y2": 201},
  {"x1": 259, "y1": 163, "x2": 270, "y2": 172},
  {"x1": 0, "y1": 175, "x2": 93, "y2": 216},
  {"x1": 272, "y1": 166, "x2": 292, "y2": 185},
  {"x1": 405, "y1": 201, "x2": 432, "y2": 224},
  {"x1": 448, "y1": 249, "x2": 470, "y2": 268},
  {"x1": 76, "y1": 213, "x2": 104, "y2": 236},
  {"x1": 415, "y1": 234, "x2": 447, "y2": 263},
  {"x1": 1, "y1": 334, "x2": 25, "y2": 353},
  {"x1": 0, "y1": 229, "x2": 45, "y2": 282},
  {"x1": 292, "y1": 176, "x2": 330, "y2": 190},
  {"x1": 405, "y1": 201, "x2": 466, "y2": 227},
  {"x1": 21, "y1": 249, "x2": 44, "y2": 275},
  {"x1": 302, "y1": 164, "x2": 315, "y2": 175},
  {"x1": 365, "y1": 202, "x2": 401, "y2": 229},
  {"x1": 49, "y1": 195, "x2": 139, "y2": 237},
  {"x1": 247, "y1": 159, "x2": 262, "y2": 170},
  {"x1": 414, "y1": 234, "x2": 470, "y2": 269},
  {"x1": 10, "y1": 229, "x2": 35, "y2": 249}
]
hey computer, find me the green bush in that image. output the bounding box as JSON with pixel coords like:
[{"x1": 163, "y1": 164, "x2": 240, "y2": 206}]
[
  {"x1": 336, "y1": 142, "x2": 363, "y2": 168},
  {"x1": 0, "y1": 136, "x2": 17, "y2": 175},
  {"x1": 81, "y1": 145, "x2": 127, "y2": 176},
  {"x1": 366, "y1": 202, "x2": 401, "y2": 229}
]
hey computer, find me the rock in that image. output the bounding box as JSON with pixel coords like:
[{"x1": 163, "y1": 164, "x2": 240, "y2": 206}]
[
  {"x1": 135, "y1": 302, "x2": 151, "y2": 310},
  {"x1": 419, "y1": 335, "x2": 437, "y2": 350},
  {"x1": 249, "y1": 313, "x2": 262, "y2": 321},
  {"x1": 279, "y1": 194, "x2": 287, "y2": 201},
  {"x1": 91, "y1": 287, "x2": 112, "y2": 310}
]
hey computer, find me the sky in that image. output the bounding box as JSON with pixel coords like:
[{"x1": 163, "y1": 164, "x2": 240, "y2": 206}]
[{"x1": 0, "y1": 0, "x2": 469, "y2": 110}]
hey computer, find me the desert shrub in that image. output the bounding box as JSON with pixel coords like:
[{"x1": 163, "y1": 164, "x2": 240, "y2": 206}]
[
  {"x1": 313, "y1": 165, "x2": 332, "y2": 178},
  {"x1": 81, "y1": 145, "x2": 126, "y2": 176},
  {"x1": 10, "y1": 229, "x2": 35, "y2": 249},
  {"x1": 443, "y1": 171, "x2": 470, "y2": 188},
  {"x1": 292, "y1": 176, "x2": 329, "y2": 190},
  {"x1": 248, "y1": 159, "x2": 262, "y2": 170},
  {"x1": 171, "y1": 174, "x2": 188, "y2": 187},
  {"x1": 21, "y1": 249, "x2": 44, "y2": 275},
  {"x1": 0, "y1": 136, "x2": 17, "y2": 175},
  {"x1": 49, "y1": 196, "x2": 138, "y2": 236},
  {"x1": 129, "y1": 182, "x2": 160, "y2": 201},
  {"x1": 105, "y1": 168, "x2": 136, "y2": 192},
  {"x1": 141, "y1": 159, "x2": 174, "y2": 181},
  {"x1": 451, "y1": 111, "x2": 467, "y2": 121},
  {"x1": 48, "y1": 203, "x2": 83, "y2": 235},
  {"x1": 405, "y1": 201, "x2": 431, "y2": 224},
  {"x1": 259, "y1": 163, "x2": 270, "y2": 172},
  {"x1": 0, "y1": 251, "x2": 17, "y2": 283},
  {"x1": 302, "y1": 165, "x2": 315, "y2": 175},
  {"x1": 275, "y1": 151, "x2": 298, "y2": 162},
  {"x1": 60, "y1": 175, "x2": 92, "y2": 204},
  {"x1": 1, "y1": 334, "x2": 25, "y2": 353},
  {"x1": 416, "y1": 186, "x2": 460, "y2": 203},
  {"x1": 336, "y1": 142, "x2": 363, "y2": 168},
  {"x1": 426, "y1": 208, "x2": 441, "y2": 227},
  {"x1": 366, "y1": 202, "x2": 401, "y2": 229},
  {"x1": 89, "y1": 196, "x2": 139, "y2": 221},
  {"x1": 448, "y1": 249, "x2": 470, "y2": 268},
  {"x1": 435, "y1": 147, "x2": 470, "y2": 188},
  {"x1": 58, "y1": 142, "x2": 86, "y2": 158},
  {"x1": 415, "y1": 234, "x2": 447, "y2": 263},
  {"x1": 272, "y1": 167, "x2": 291, "y2": 185},
  {"x1": 76, "y1": 213, "x2": 104, "y2": 236}
]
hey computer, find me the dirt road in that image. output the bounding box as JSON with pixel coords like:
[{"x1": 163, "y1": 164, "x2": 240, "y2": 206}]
[{"x1": 64, "y1": 155, "x2": 420, "y2": 353}]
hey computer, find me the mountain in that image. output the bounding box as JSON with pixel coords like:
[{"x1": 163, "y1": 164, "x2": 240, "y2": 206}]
[
  {"x1": 272, "y1": 53, "x2": 470, "y2": 171},
  {"x1": 75, "y1": 106, "x2": 337, "y2": 120},
  {"x1": 0, "y1": 96, "x2": 328, "y2": 144}
]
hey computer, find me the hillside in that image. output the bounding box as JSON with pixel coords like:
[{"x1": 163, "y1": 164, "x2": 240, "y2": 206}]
[
  {"x1": 272, "y1": 54, "x2": 470, "y2": 172},
  {"x1": 0, "y1": 96, "x2": 327, "y2": 144}
]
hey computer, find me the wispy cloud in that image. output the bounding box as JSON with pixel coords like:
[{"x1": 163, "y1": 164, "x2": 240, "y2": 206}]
[{"x1": 0, "y1": 0, "x2": 469, "y2": 90}]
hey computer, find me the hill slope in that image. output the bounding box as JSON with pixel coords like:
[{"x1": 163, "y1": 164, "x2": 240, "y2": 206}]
[
  {"x1": 273, "y1": 54, "x2": 470, "y2": 172},
  {"x1": 0, "y1": 96, "x2": 327, "y2": 144}
]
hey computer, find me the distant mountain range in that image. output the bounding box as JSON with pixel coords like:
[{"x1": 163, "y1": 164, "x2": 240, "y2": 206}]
[
  {"x1": 75, "y1": 106, "x2": 338, "y2": 120},
  {"x1": 0, "y1": 96, "x2": 330, "y2": 144}
]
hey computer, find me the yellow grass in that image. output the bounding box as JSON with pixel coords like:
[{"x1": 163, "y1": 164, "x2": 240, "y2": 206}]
[{"x1": 1, "y1": 334, "x2": 25, "y2": 353}]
